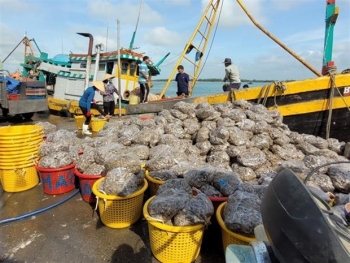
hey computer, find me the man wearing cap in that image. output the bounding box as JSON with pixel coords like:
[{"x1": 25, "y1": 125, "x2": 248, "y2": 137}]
[
  {"x1": 222, "y1": 58, "x2": 241, "y2": 91},
  {"x1": 100, "y1": 73, "x2": 118, "y2": 116},
  {"x1": 79, "y1": 81, "x2": 106, "y2": 135},
  {"x1": 138, "y1": 56, "x2": 151, "y2": 103}
]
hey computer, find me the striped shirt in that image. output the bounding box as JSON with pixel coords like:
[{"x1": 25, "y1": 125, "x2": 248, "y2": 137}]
[{"x1": 138, "y1": 61, "x2": 149, "y2": 84}]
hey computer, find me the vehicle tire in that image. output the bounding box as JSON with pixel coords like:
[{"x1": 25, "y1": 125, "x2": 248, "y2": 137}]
[{"x1": 22, "y1": 112, "x2": 35, "y2": 120}]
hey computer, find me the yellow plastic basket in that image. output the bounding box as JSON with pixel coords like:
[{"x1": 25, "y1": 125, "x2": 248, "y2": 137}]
[
  {"x1": 90, "y1": 118, "x2": 107, "y2": 132},
  {"x1": 145, "y1": 170, "x2": 164, "y2": 196},
  {"x1": 92, "y1": 178, "x2": 148, "y2": 228},
  {"x1": 0, "y1": 125, "x2": 43, "y2": 137},
  {"x1": 0, "y1": 162, "x2": 37, "y2": 170},
  {"x1": 0, "y1": 137, "x2": 43, "y2": 148},
  {"x1": 74, "y1": 115, "x2": 87, "y2": 130},
  {"x1": 0, "y1": 151, "x2": 38, "y2": 159},
  {"x1": 216, "y1": 202, "x2": 256, "y2": 250},
  {"x1": 0, "y1": 134, "x2": 43, "y2": 143},
  {"x1": 0, "y1": 146, "x2": 39, "y2": 156},
  {"x1": 143, "y1": 196, "x2": 205, "y2": 263},
  {"x1": 0, "y1": 165, "x2": 39, "y2": 192}
]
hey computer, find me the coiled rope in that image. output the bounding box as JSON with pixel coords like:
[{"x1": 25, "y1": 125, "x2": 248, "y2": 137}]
[{"x1": 257, "y1": 81, "x2": 287, "y2": 107}]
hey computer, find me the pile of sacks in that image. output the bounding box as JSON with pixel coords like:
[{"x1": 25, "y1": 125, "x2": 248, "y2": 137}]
[{"x1": 35, "y1": 100, "x2": 350, "y2": 235}]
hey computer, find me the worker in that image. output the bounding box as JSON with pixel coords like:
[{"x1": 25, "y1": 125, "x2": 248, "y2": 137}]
[
  {"x1": 79, "y1": 81, "x2": 106, "y2": 135},
  {"x1": 222, "y1": 58, "x2": 241, "y2": 91},
  {"x1": 100, "y1": 73, "x2": 118, "y2": 116},
  {"x1": 175, "y1": 65, "x2": 190, "y2": 97}
]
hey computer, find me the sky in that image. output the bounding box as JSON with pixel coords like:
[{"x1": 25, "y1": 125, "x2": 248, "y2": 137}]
[{"x1": 0, "y1": 0, "x2": 349, "y2": 81}]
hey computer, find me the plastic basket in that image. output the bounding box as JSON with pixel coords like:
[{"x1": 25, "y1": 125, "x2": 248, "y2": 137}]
[
  {"x1": 143, "y1": 196, "x2": 205, "y2": 263},
  {"x1": 0, "y1": 137, "x2": 43, "y2": 148},
  {"x1": 0, "y1": 162, "x2": 37, "y2": 170},
  {"x1": 0, "y1": 157, "x2": 37, "y2": 167},
  {"x1": 0, "y1": 131, "x2": 43, "y2": 139},
  {"x1": 0, "y1": 151, "x2": 37, "y2": 160},
  {"x1": 145, "y1": 170, "x2": 164, "y2": 196},
  {"x1": 74, "y1": 168, "x2": 102, "y2": 203},
  {"x1": 35, "y1": 163, "x2": 76, "y2": 195},
  {"x1": 0, "y1": 146, "x2": 39, "y2": 156},
  {"x1": 0, "y1": 125, "x2": 43, "y2": 137},
  {"x1": 129, "y1": 94, "x2": 140, "y2": 105},
  {"x1": 92, "y1": 178, "x2": 148, "y2": 228},
  {"x1": 90, "y1": 118, "x2": 107, "y2": 133},
  {"x1": 0, "y1": 165, "x2": 39, "y2": 192},
  {"x1": 192, "y1": 188, "x2": 228, "y2": 213},
  {"x1": 0, "y1": 133, "x2": 43, "y2": 143},
  {"x1": 216, "y1": 202, "x2": 256, "y2": 250},
  {"x1": 74, "y1": 115, "x2": 85, "y2": 130}
]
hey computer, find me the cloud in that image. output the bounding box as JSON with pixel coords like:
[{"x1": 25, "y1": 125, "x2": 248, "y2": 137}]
[
  {"x1": 0, "y1": 0, "x2": 36, "y2": 11},
  {"x1": 168, "y1": 0, "x2": 191, "y2": 6},
  {"x1": 269, "y1": 0, "x2": 313, "y2": 11},
  {"x1": 143, "y1": 27, "x2": 182, "y2": 46},
  {"x1": 88, "y1": 0, "x2": 162, "y2": 25},
  {"x1": 283, "y1": 28, "x2": 325, "y2": 45},
  {"x1": 201, "y1": 0, "x2": 269, "y2": 29}
]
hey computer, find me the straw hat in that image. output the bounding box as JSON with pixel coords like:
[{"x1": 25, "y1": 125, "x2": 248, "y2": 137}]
[
  {"x1": 92, "y1": 81, "x2": 105, "y2": 92},
  {"x1": 102, "y1": 73, "x2": 115, "y2": 81}
]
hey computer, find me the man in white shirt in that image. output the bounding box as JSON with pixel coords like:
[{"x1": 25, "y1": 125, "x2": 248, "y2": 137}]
[{"x1": 222, "y1": 58, "x2": 241, "y2": 91}]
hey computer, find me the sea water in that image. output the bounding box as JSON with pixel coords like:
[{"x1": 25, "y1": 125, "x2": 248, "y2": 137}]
[{"x1": 150, "y1": 81, "x2": 267, "y2": 97}]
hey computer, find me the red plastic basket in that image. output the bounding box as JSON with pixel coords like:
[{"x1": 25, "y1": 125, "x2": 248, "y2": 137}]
[
  {"x1": 35, "y1": 163, "x2": 76, "y2": 195},
  {"x1": 74, "y1": 168, "x2": 103, "y2": 203},
  {"x1": 192, "y1": 188, "x2": 228, "y2": 212}
]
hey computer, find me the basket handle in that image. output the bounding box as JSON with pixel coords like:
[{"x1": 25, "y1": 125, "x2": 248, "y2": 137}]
[{"x1": 145, "y1": 215, "x2": 165, "y2": 224}]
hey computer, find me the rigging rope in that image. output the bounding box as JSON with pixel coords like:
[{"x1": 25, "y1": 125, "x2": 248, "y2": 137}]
[
  {"x1": 257, "y1": 81, "x2": 286, "y2": 107},
  {"x1": 196, "y1": 0, "x2": 224, "y2": 80},
  {"x1": 325, "y1": 65, "x2": 350, "y2": 139}
]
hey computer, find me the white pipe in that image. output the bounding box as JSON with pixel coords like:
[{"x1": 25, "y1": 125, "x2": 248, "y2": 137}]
[
  {"x1": 93, "y1": 44, "x2": 104, "y2": 81},
  {"x1": 117, "y1": 20, "x2": 122, "y2": 117}
]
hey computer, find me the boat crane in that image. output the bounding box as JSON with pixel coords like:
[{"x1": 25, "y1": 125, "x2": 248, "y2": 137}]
[{"x1": 159, "y1": 0, "x2": 222, "y2": 98}]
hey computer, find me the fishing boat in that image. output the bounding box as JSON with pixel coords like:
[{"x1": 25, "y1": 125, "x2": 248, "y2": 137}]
[
  {"x1": 125, "y1": 0, "x2": 350, "y2": 142},
  {"x1": 4, "y1": 0, "x2": 169, "y2": 117},
  {"x1": 16, "y1": 33, "x2": 168, "y2": 116}
]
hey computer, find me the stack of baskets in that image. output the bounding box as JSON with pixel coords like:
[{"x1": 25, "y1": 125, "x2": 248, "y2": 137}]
[{"x1": 0, "y1": 125, "x2": 43, "y2": 192}]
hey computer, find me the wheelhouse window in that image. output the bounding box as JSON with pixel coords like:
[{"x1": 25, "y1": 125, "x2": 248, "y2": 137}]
[
  {"x1": 99, "y1": 63, "x2": 105, "y2": 71},
  {"x1": 130, "y1": 61, "x2": 137, "y2": 76},
  {"x1": 121, "y1": 62, "x2": 128, "y2": 74},
  {"x1": 106, "y1": 62, "x2": 114, "y2": 74},
  {"x1": 80, "y1": 63, "x2": 86, "y2": 69}
]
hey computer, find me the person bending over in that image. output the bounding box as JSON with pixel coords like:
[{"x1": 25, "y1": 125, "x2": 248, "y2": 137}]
[{"x1": 79, "y1": 81, "x2": 106, "y2": 135}]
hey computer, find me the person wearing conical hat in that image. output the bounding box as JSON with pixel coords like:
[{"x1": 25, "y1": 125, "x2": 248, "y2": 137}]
[
  {"x1": 100, "y1": 73, "x2": 118, "y2": 116},
  {"x1": 78, "y1": 81, "x2": 106, "y2": 135}
]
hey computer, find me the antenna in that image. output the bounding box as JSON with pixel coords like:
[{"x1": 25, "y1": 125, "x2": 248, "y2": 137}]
[
  {"x1": 106, "y1": 0, "x2": 110, "y2": 51},
  {"x1": 129, "y1": 0, "x2": 143, "y2": 49}
]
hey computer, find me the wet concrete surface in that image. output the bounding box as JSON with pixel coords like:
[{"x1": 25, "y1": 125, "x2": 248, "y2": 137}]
[{"x1": 0, "y1": 113, "x2": 225, "y2": 263}]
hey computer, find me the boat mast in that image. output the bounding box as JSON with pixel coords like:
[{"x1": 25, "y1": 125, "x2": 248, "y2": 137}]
[
  {"x1": 129, "y1": 0, "x2": 144, "y2": 50},
  {"x1": 322, "y1": 0, "x2": 339, "y2": 75},
  {"x1": 159, "y1": 0, "x2": 221, "y2": 98}
]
